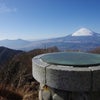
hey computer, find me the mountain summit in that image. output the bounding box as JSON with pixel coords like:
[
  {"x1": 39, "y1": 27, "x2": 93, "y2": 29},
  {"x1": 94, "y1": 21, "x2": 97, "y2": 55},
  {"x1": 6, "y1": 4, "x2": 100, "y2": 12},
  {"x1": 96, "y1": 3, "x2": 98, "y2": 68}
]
[{"x1": 72, "y1": 28, "x2": 94, "y2": 36}]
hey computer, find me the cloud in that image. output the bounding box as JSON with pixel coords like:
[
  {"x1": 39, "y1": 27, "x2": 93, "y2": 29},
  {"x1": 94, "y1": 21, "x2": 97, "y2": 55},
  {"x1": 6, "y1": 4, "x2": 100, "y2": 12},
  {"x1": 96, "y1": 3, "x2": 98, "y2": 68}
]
[{"x1": 0, "y1": 3, "x2": 17, "y2": 13}]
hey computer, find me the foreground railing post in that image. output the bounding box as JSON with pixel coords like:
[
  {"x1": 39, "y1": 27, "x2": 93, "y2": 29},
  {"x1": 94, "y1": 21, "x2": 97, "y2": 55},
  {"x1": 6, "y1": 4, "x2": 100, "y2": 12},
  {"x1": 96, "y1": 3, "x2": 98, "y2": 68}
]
[{"x1": 32, "y1": 52, "x2": 100, "y2": 100}]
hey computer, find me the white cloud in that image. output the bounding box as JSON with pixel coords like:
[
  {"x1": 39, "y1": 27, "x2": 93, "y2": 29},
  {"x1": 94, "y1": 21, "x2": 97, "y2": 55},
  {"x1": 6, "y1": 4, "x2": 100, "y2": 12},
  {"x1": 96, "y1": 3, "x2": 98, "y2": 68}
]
[{"x1": 0, "y1": 3, "x2": 17, "y2": 13}]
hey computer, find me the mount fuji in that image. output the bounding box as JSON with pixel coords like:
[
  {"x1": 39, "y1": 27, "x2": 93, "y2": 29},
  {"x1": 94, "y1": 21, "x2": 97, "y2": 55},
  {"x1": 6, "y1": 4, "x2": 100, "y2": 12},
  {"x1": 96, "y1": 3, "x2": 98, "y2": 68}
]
[
  {"x1": 0, "y1": 28, "x2": 100, "y2": 51},
  {"x1": 19, "y1": 28, "x2": 100, "y2": 51},
  {"x1": 72, "y1": 28, "x2": 95, "y2": 36}
]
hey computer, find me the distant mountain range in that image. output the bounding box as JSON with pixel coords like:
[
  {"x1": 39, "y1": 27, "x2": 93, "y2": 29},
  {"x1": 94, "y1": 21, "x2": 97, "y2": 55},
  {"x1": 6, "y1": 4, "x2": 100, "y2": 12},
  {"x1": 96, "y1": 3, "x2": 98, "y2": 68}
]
[
  {"x1": 0, "y1": 39, "x2": 31, "y2": 50},
  {"x1": 0, "y1": 28, "x2": 100, "y2": 51}
]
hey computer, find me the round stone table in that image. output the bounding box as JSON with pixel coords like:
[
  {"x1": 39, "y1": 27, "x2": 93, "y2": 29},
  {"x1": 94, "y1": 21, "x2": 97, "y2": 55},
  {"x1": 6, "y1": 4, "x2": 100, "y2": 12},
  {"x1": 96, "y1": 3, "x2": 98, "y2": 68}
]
[{"x1": 32, "y1": 52, "x2": 100, "y2": 100}]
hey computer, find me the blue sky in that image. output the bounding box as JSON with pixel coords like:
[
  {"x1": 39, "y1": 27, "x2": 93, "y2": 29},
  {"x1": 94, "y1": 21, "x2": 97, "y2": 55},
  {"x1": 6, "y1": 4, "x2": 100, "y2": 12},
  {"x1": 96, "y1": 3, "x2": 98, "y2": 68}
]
[{"x1": 0, "y1": 0, "x2": 100, "y2": 40}]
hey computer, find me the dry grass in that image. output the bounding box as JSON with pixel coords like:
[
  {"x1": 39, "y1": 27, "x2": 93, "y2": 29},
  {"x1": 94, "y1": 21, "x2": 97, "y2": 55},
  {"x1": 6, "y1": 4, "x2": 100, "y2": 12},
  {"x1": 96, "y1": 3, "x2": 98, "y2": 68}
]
[
  {"x1": 0, "y1": 47, "x2": 59, "y2": 100},
  {"x1": 0, "y1": 82, "x2": 39, "y2": 100},
  {"x1": 0, "y1": 84, "x2": 23, "y2": 100}
]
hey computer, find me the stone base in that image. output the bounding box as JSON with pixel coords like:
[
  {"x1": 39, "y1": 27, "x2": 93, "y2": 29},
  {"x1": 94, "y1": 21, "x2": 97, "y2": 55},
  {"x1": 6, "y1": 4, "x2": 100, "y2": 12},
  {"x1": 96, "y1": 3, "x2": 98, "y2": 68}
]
[{"x1": 39, "y1": 84, "x2": 100, "y2": 100}]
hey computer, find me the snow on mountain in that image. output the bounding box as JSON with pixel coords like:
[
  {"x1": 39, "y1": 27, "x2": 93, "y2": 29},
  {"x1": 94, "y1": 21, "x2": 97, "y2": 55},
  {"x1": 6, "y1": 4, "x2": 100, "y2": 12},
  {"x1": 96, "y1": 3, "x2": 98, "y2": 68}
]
[{"x1": 72, "y1": 28, "x2": 94, "y2": 36}]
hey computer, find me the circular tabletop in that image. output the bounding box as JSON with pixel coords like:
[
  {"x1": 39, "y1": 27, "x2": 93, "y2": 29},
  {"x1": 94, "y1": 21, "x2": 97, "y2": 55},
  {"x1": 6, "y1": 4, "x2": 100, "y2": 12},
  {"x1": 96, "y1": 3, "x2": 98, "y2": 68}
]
[
  {"x1": 41, "y1": 52, "x2": 100, "y2": 67},
  {"x1": 32, "y1": 52, "x2": 100, "y2": 91}
]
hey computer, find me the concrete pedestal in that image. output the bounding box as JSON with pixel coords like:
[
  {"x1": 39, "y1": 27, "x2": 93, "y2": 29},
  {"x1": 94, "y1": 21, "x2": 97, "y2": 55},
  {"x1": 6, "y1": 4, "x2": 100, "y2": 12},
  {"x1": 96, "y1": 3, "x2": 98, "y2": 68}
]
[
  {"x1": 32, "y1": 52, "x2": 100, "y2": 100},
  {"x1": 39, "y1": 84, "x2": 100, "y2": 100}
]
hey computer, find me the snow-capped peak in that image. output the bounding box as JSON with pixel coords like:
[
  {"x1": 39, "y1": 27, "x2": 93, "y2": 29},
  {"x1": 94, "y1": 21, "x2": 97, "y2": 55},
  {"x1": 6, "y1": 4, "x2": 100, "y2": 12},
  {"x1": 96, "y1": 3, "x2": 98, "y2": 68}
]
[{"x1": 72, "y1": 28, "x2": 94, "y2": 36}]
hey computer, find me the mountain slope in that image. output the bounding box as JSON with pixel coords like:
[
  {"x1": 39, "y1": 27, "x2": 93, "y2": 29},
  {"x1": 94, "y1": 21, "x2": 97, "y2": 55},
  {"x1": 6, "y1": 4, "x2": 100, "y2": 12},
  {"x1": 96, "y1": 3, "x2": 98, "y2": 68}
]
[
  {"x1": 0, "y1": 46, "x2": 59, "y2": 100},
  {"x1": 0, "y1": 46, "x2": 23, "y2": 68},
  {"x1": 0, "y1": 46, "x2": 59, "y2": 85}
]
